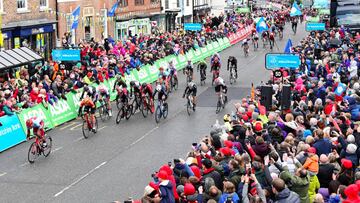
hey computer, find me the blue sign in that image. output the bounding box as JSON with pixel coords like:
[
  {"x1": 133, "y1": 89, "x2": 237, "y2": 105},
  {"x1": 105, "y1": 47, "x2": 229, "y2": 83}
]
[
  {"x1": 52, "y1": 49, "x2": 81, "y2": 61},
  {"x1": 265, "y1": 54, "x2": 300, "y2": 69},
  {"x1": 306, "y1": 22, "x2": 325, "y2": 31},
  {"x1": 184, "y1": 23, "x2": 202, "y2": 31},
  {"x1": 0, "y1": 115, "x2": 27, "y2": 152}
]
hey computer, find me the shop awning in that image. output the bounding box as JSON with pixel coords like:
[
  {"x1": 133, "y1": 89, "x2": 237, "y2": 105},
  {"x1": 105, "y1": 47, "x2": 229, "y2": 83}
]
[{"x1": 0, "y1": 47, "x2": 43, "y2": 71}]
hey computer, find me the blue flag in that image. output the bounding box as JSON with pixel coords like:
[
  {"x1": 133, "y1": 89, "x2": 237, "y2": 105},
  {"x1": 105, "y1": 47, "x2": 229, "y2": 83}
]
[
  {"x1": 290, "y1": 3, "x2": 302, "y2": 17},
  {"x1": 284, "y1": 39, "x2": 293, "y2": 53},
  {"x1": 335, "y1": 83, "x2": 347, "y2": 96},
  {"x1": 108, "y1": 1, "x2": 119, "y2": 17},
  {"x1": 256, "y1": 17, "x2": 268, "y2": 33},
  {"x1": 71, "y1": 6, "x2": 81, "y2": 30}
]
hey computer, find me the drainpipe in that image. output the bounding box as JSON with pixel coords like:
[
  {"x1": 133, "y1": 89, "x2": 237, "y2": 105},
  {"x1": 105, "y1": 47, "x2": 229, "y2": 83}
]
[{"x1": 55, "y1": 0, "x2": 59, "y2": 39}]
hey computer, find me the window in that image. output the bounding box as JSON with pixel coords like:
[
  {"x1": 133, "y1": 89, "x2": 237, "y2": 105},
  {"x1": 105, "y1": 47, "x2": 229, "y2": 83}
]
[
  {"x1": 186, "y1": 0, "x2": 189, "y2": 6},
  {"x1": 177, "y1": 0, "x2": 180, "y2": 7},
  {"x1": 17, "y1": 0, "x2": 28, "y2": 12},
  {"x1": 135, "y1": 0, "x2": 144, "y2": 5},
  {"x1": 165, "y1": 0, "x2": 169, "y2": 9},
  {"x1": 0, "y1": 0, "x2": 3, "y2": 12},
  {"x1": 40, "y1": 0, "x2": 48, "y2": 10},
  {"x1": 119, "y1": 0, "x2": 128, "y2": 7},
  {"x1": 66, "y1": 13, "x2": 72, "y2": 32}
]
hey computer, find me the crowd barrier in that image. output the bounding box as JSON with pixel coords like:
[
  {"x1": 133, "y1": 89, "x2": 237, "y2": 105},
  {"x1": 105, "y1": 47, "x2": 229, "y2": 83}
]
[{"x1": 1, "y1": 27, "x2": 252, "y2": 152}]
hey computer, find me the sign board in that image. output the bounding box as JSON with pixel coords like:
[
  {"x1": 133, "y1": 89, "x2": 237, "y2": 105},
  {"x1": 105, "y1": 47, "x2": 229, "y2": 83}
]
[
  {"x1": 236, "y1": 7, "x2": 250, "y2": 13},
  {"x1": 52, "y1": 49, "x2": 81, "y2": 61},
  {"x1": 319, "y1": 9, "x2": 330, "y2": 15},
  {"x1": 184, "y1": 23, "x2": 202, "y2": 31},
  {"x1": 305, "y1": 22, "x2": 326, "y2": 31},
  {"x1": 273, "y1": 70, "x2": 283, "y2": 78},
  {"x1": 265, "y1": 53, "x2": 300, "y2": 69},
  {"x1": 0, "y1": 115, "x2": 27, "y2": 152}
]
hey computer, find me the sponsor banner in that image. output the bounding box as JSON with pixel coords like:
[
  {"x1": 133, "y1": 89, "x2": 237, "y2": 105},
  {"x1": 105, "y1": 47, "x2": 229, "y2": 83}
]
[
  {"x1": 0, "y1": 115, "x2": 27, "y2": 152},
  {"x1": 17, "y1": 104, "x2": 54, "y2": 135},
  {"x1": 265, "y1": 53, "x2": 301, "y2": 69}
]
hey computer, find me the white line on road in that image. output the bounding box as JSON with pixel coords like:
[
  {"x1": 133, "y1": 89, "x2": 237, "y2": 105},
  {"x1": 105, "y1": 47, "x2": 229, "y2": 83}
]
[
  {"x1": 0, "y1": 172, "x2": 7, "y2": 177},
  {"x1": 73, "y1": 137, "x2": 84, "y2": 142},
  {"x1": 60, "y1": 122, "x2": 79, "y2": 130},
  {"x1": 20, "y1": 162, "x2": 29, "y2": 167},
  {"x1": 54, "y1": 161, "x2": 107, "y2": 197},
  {"x1": 98, "y1": 126, "x2": 107, "y2": 131},
  {"x1": 70, "y1": 123, "x2": 83, "y2": 131},
  {"x1": 52, "y1": 147, "x2": 63, "y2": 153},
  {"x1": 130, "y1": 126, "x2": 159, "y2": 146}
]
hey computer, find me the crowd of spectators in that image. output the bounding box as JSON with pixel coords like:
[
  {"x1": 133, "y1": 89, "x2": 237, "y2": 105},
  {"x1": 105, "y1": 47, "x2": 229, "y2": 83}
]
[
  {"x1": 132, "y1": 22, "x2": 360, "y2": 203},
  {"x1": 0, "y1": 11, "x2": 258, "y2": 117}
]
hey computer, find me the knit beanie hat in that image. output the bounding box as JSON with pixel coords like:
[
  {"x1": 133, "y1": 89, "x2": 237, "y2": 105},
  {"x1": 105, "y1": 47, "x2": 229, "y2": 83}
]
[
  {"x1": 347, "y1": 135, "x2": 355, "y2": 144},
  {"x1": 346, "y1": 143, "x2": 357, "y2": 154}
]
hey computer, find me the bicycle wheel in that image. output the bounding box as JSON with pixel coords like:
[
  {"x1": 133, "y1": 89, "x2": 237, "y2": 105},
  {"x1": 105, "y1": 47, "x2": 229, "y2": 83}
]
[
  {"x1": 126, "y1": 104, "x2": 133, "y2": 120},
  {"x1": 131, "y1": 100, "x2": 138, "y2": 115},
  {"x1": 99, "y1": 105, "x2": 105, "y2": 121},
  {"x1": 169, "y1": 77, "x2": 174, "y2": 92},
  {"x1": 43, "y1": 136, "x2": 52, "y2": 157},
  {"x1": 82, "y1": 120, "x2": 90, "y2": 139},
  {"x1": 174, "y1": 78, "x2": 178, "y2": 90},
  {"x1": 163, "y1": 103, "x2": 169, "y2": 119},
  {"x1": 187, "y1": 100, "x2": 192, "y2": 116},
  {"x1": 229, "y1": 73, "x2": 233, "y2": 85},
  {"x1": 93, "y1": 117, "x2": 98, "y2": 133},
  {"x1": 116, "y1": 99, "x2": 121, "y2": 110},
  {"x1": 155, "y1": 106, "x2": 161, "y2": 123},
  {"x1": 140, "y1": 101, "x2": 149, "y2": 118},
  {"x1": 216, "y1": 100, "x2": 222, "y2": 114},
  {"x1": 116, "y1": 108, "x2": 124, "y2": 124},
  {"x1": 28, "y1": 142, "x2": 39, "y2": 163}
]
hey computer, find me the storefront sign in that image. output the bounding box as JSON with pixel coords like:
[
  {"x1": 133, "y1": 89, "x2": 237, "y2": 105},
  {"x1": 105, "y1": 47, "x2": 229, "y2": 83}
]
[
  {"x1": 265, "y1": 53, "x2": 300, "y2": 69},
  {"x1": 0, "y1": 115, "x2": 27, "y2": 152},
  {"x1": 305, "y1": 22, "x2": 325, "y2": 31},
  {"x1": 31, "y1": 28, "x2": 45, "y2": 35},
  {"x1": 52, "y1": 49, "x2": 81, "y2": 61},
  {"x1": 184, "y1": 23, "x2": 202, "y2": 31}
]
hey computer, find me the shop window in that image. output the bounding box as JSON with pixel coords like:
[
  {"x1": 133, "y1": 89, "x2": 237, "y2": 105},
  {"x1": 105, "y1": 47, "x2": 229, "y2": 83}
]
[
  {"x1": 119, "y1": 0, "x2": 128, "y2": 7},
  {"x1": 40, "y1": 0, "x2": 48, "y2": 10},
  {"x1": 165, "y1": 0, "x2": 169, "y2": 9},
  {"x1": 66, "y1": 13, "x2": 72, "y2": 32},
  {"x1": 177, "y1": 0, "x2": 180, "y2": 7},
  {"x1": 135, "y1": 0, "x2": 144, "y2": 5},
  {"x1": 17, "y1": 0, "x2": 28, "y2": 12}
]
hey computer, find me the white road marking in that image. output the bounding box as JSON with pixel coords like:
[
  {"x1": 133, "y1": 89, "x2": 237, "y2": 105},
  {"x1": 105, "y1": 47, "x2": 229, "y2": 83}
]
[
  {"x1": 60, "y1": 122, "x2": 79, "y2": 130},
  {"x1": 98, "y1": 126, "x2": 107, "y2": 131},
  {"x1": 70, "y1": 123, "x2": 83, "y2": 131},
  {"x1": 130, "y1": 127, "x2": 159, "y2": 146},
  {"x1": 54, "y1": 161, "x2": 107, "y2": 197},
  {"x1": 73, "y1": 137, "x2": 84, "y2": 142},
  {"x1": 0, "y1": 172, "x2": 7, "y2": 177},
  {"x1": 52, "y1": 147, "x2": 63, "y2": 153},
  {"x1": 20, "y1": 162, "x2": 29, "y2": 167}
]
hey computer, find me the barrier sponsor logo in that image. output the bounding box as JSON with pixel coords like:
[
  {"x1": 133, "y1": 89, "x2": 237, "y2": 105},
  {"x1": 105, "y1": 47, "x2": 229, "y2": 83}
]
[
  {"x1": 137, "y1": 68, "x2": 149, "y2": 82},
  {"x1": 148, "y1": 64, "x2": 159, "y2": 81},
  {"x1": 265, "y1": 53, "x2": 301, "y2": 69},
  {"x1": 0, "y1": 115, "x2": 27, "y2": 152},
  {"x1": 177, "y1": 54, "x2": 188, "y2": 70},
  {"x1": 48, "y1": 98, "x2": 77, "y2": 126},
  {"x1": 305, "y1": 22, "x2": 325, "y2": 31}
]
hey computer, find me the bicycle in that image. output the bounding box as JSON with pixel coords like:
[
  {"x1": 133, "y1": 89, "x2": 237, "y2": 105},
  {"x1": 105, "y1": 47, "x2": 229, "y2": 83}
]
[
  {"x1": 155, "y1": 98, "x2": 168, "y2": 123},
  {"x1": 215, "y1": 90, "x2": 226, "y2": 114},
  {"x1": 211, "y1": 70, "x2": 220, "y2": 86},
  {"x1": 140, "y1": 94, "x2": 154, "y2": 118},
  {"x1": 81, "y1": 111, "x2": 98, "y2": 139},
  {"x1": 185, "y1": 69, "x2": 193, "y2": 83},
  {"x1": 130, "y1": 92, "x2": 142, "y2": 115},
  {"x1": 229, "y1": 67, "x2": 237, "y2": 85},
  {"x1": 243, "y1": 44, "x2": 249, "y2": 57},
  {"x1": 169, "y1": 74, "x2": 178, "y2": 92},
  {"x1": 98, "y1": 98, "x2": 111, "y2": 121},
  {"x1": 27, "y1": 133, "x2": 52, "y2": 163},
  {"x1": 116, "y1": 100, "x2": 133, "y2": 124},
  {"x1": 186, "y1": 94, "x2": 195, "y2": 116},
  {"x1": 253, "y1": 38, "x2": 259, "y2": 51},
  {"x1": 199, "y1": 68, "x2": 206, "y2": 86}
]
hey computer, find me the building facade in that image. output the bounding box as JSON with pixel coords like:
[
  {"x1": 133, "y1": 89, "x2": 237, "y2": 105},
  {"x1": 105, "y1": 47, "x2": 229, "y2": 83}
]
[
  {"x1": 193, "y1": 0, "x2": 211, "y2": 22},
  {"x1": 1, "y1": 0, "x2": 57, "y2": 58}
]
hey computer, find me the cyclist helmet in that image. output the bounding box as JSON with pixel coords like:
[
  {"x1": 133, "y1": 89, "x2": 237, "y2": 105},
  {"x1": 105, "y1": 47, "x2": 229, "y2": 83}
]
[
  {"x1": 169, "y1": 60, "x2": 173, "y2": 64},
  {"x1": 223, "y1": 114, "x2": 231, "y2": 122},
  {"x1": 156, "y1": 84, "x2": 162, "y2": 92},
  {"x1": 83, "y1": 86, "x2": 89, "y2": 92},
  {"x1": 188, "y1": 81, "x2": 196, "y2": 88},
  {"x1": 26, "y1": 119, "x2": 33, "y2": 129},
  {"x1": 130, "y1": 81, "x2": 135, "y2": 86},
  {"x1": 159, "y1": 67, "x2": 164, "y2": 71}
]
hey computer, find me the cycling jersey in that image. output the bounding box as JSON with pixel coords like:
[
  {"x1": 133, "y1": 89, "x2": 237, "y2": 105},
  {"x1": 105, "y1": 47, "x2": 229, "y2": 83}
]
[
  {"x1": 153, "y1": 84, "x2": 167, "y2": 100},
  {"x1": 158, "y1": 71, "x2": 169, "y2": 81},
  {"x1": 184, "y1": 84, "x2": 197, "y2": 97},
  {"x1": 81, "y1": 86, "x2": 98, "y2": 103},
  {"x1": 26, "y1": 116, "x2": 45, "y2": 139},
  {"x1": 214, "y1": 77, "x2": 227, "y2": 93},
  {"x1": 167, "y1": 64, "x2": 177, "y2": 76},
  {"x1": 80, "y1": 98, "x2": 96, "y2": 114},
  {"x1": 113, "y1": 77, "x2": 127, "y2": 91},
  {"x1": 211, "y1": 61, "x2": 221, "y2": 71},
  {"x1": 97, "y1": 85, "x2": 110, "y2": 98},
  {"x1": 185, "y1": 63, "x2": 194, "y2": 72},
  {"x1": 141, "y1": 84, "x2": 153, "y2": 97},
  {"x1": 130, "y1": 81, "x2": 142, "y2": 97}
]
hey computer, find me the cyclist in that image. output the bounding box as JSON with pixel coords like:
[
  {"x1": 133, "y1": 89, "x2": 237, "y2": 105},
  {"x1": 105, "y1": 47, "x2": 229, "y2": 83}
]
[
  {"x1": 153, "y1": 80, "x2": 168, "y2": 103},
  {"x1": 129, "y1": 80, "x2": 142, "y2": 99},
  {"x1": 158, "y1": 67, "x2": 170, "y2": 91},
  {"x1": 97, "y1": 83, "x2": 112, "y2": 117},
  {"x1": 184, "y1": 60, "x2": 194, "y2": 81},
  {"x1": 241, "y1": 39, "x2": 250, "y2": 56},
  {"x1": 197, "y1": 60, "x2": 207, "y2": 81},
  {"x1": 269, "y1": 31, "x2": 275, "y2": 50},
  {"x1": 183, "y1": 81, "x2": 197, "y2": 110},
  {"x1": 26, "y1": 117, "x2": 46, "y2": 147},
  {"x1": 211, "y1": 52, "x2": 221, "y2": 65},
  {"x1": 210, "y1": 56, "x2": 221, "y2": 83},
  {"x1": 80, "y1": 85, "x2": 98, "y2": 103},
  {"x1": 167, "y1": 60, "x2": 178, "y2": 86},
  {"x1": 78, "y1": 95, "x2": 97, "y2": 132},
  {"x1": 141, "y1": 82, "x2": 154, "y2": 113},
  {"x1": 214, "y1": 76, "x2": 228, "y2": 103},
  {"x1": 252, "y1": 32, "x2": 259, "y2": 49},
  {"x1": 112, "y1": 75, "x2": 129, "y2": 105},
  {"x1": 262, "y1": 31, "x2": 269, "y2": 47},
  {"x1": 227, "y1": 56, "x2": 238, "y2": 79}
]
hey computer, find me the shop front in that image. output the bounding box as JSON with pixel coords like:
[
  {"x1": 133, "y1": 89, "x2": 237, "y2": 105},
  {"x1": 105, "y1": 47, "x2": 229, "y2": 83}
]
[
  {"x1": 115, "y1": 18, "x2": 151, "y2": 40},
  {"x1": 2, "y1": 21, "x2": 57, "y2": 60}
]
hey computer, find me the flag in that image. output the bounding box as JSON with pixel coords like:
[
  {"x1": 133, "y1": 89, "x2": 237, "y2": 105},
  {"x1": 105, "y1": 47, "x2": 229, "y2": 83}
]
[
  {"x1": 256, "y1": 17, "x2": 268, "y2": 33},
  {"x1": 108, "y1": 1, "x2": 119, "y2": 17},
  {"x1": 284, "y1": 39, "x2": 293, "y2": 53},
  {"x1": 335, "y1": 83, "x2": 346, "y2": 96},
  {"x1": 71, "y1": 6, "x2": 81, "y2": 30},
  {"x1": 251, "y1": 83, "x2": 255, "y2": 101},
  {"x1": 290, "y1": 2, "x2": 302, "y2": 17}
]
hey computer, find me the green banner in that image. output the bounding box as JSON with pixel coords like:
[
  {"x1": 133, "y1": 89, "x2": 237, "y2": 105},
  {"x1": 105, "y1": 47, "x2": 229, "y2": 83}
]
[
  {"x1": 206, "y1": 43, "x2": 215, "y2": 56},
  {"x1": 318, "y1": 9, "x2": 329, "y2": 15},
  {"x1": 155, "y1": 59, "x2": 169, "y2": 71},
  {"x1": 148, "y1": 63, "x2": 159, "y2": 82},
  {"x1": 17, "y1": 104, "x2": 54, "y2": 136},
  {"x1": 213, "y1": 41, "x2": 221, "y2": 52},
  {"x1": 48, "y1": 95, "x2": 78, "y2": 126},
  {"x1": 236, "y1": 7, "x2": 250, "y2": 13},
  {"x1": 176, "y1": 54, "x2": 188, "y2": 70},
  {"x1": 193, "y1": 48, "x2": 203, "y2": 62},
  {"x1": 223, "y1": 37, "x2": 231, "y2": 48},
  {"x1": 131, "y1": 69, "x2": 139, "y2": 81},
  {"x1": 137, "y1": 65, "x2": 152, "y2": 84},
  {"x1": 185, "y1": 49, "x2": 195, "y2": 62},
  {"x1": 107, "y1": 77, "x2": 118, "y2": 101}
]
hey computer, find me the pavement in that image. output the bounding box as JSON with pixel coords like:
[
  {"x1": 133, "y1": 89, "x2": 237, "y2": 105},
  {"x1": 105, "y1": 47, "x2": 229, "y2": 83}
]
[{"x1": 0, "y1": 23, "x2": 306, "y2": 202}]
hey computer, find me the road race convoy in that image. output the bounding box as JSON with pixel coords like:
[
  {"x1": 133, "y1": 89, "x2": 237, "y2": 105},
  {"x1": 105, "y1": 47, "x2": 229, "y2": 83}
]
[{"x1": 1, "y1": 1, "x2": 360, "y2": 202}]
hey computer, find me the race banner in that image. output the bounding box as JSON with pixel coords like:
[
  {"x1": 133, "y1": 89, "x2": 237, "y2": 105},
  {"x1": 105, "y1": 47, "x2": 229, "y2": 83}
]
[{"x1": 0, "y1": 115, "x2": 27, "y2": 152}]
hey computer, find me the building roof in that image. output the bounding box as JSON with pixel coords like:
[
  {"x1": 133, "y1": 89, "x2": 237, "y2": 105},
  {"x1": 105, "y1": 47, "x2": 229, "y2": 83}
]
[{"x1": 0, "y1": 47, "x2": 43, "y2": 70}]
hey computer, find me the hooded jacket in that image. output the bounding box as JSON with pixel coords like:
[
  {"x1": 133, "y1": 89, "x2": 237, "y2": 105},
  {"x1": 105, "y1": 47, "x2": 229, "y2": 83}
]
[
  {"x1": 280, "y1": 170, "x2": 310, "y2": 203},
  {"x1": 303, "y1": 155, "x2": 319, "y2": 174},
  {"x1": 274, "y1": 188, "x2": 301, "y2": 203},
  {"x1": 159, "y1": 180, "x2": 175, "y2": 203}
]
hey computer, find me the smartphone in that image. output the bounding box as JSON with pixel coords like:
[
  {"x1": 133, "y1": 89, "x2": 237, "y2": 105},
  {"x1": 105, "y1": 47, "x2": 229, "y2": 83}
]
[{"x1": 192, "y1": 143, "x2": 198, "y2": 150}]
